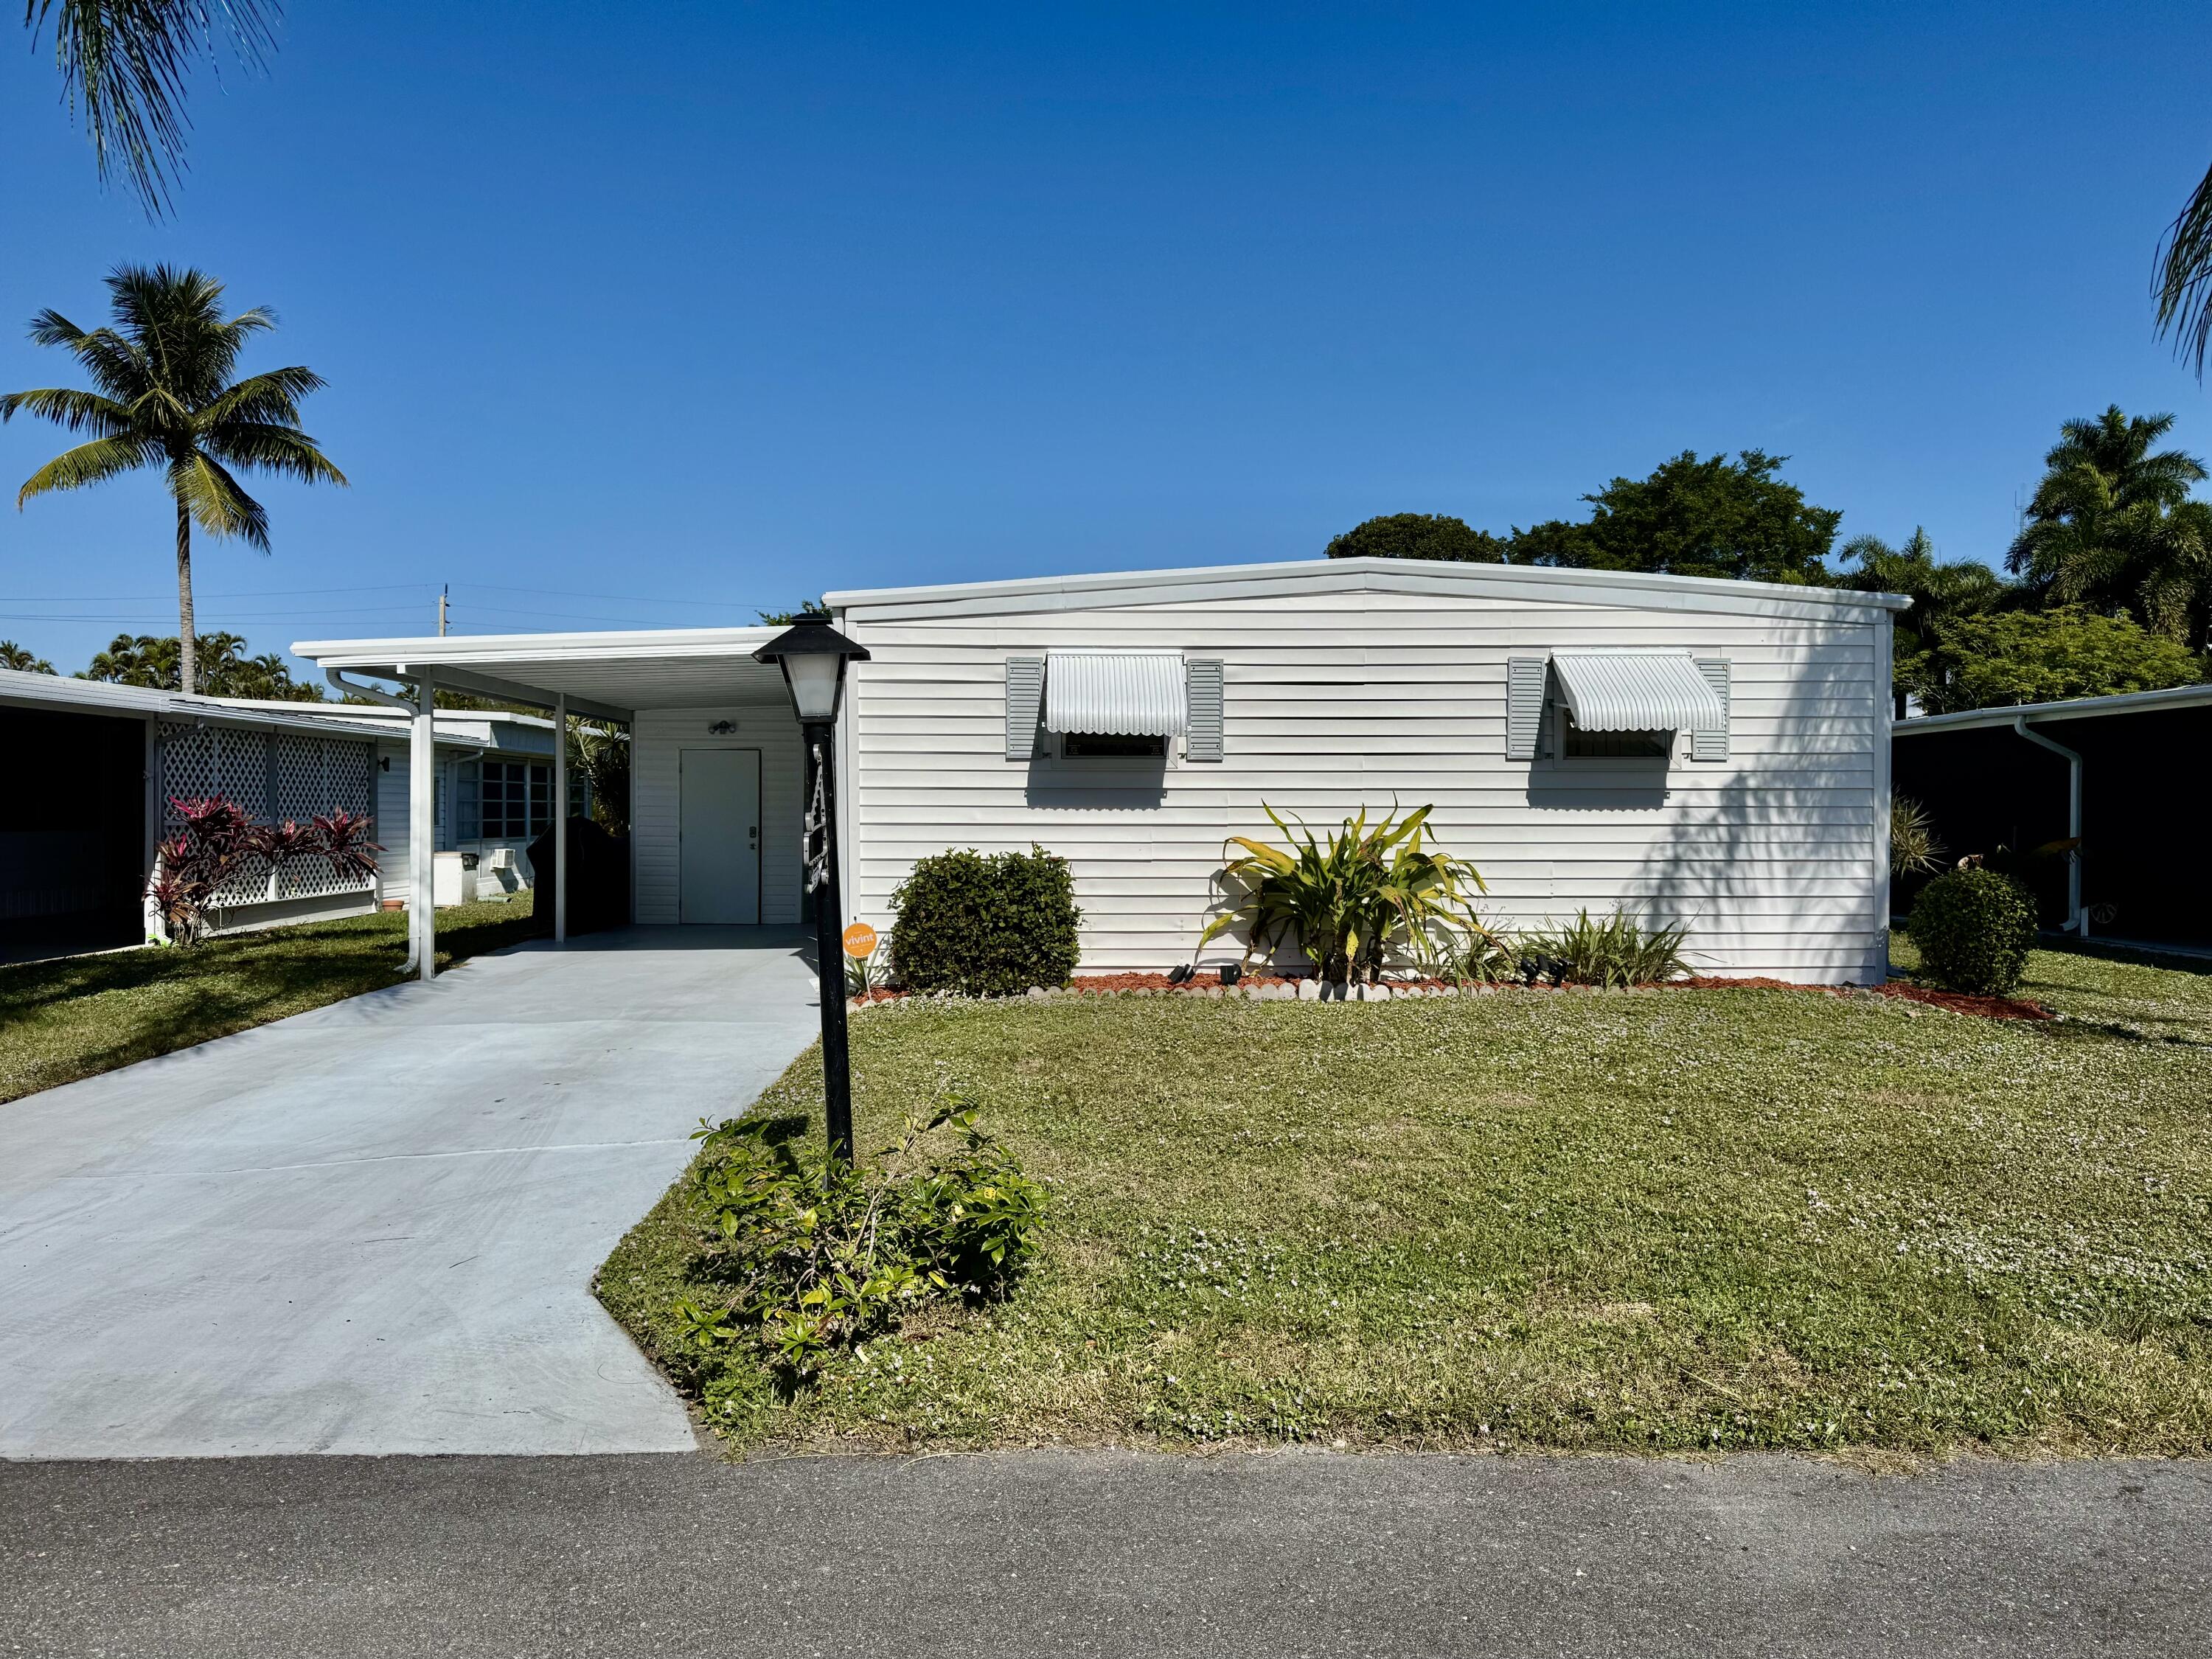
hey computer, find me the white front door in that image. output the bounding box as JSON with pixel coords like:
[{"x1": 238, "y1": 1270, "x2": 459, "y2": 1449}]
[{"x1": 679, "y1": 748, "x2": 761, "y2": 924}]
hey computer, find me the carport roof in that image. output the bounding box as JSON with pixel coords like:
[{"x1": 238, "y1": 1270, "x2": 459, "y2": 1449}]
[{"x1": 292, "y1": 626, "x2": 787, "y2": 720}]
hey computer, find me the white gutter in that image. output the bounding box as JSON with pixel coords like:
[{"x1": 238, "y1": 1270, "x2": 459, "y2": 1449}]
[
  {"x1": 2011, "y1": 715, "x2": 2086, "y2": 937},
  {"x1": 324, "y1": 667, "x2": 413, "y2": 712}
]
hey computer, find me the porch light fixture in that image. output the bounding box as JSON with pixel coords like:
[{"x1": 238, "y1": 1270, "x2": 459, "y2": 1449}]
[{"x1": 753, "y1": 615, "x2": 872, "y2": 1163}]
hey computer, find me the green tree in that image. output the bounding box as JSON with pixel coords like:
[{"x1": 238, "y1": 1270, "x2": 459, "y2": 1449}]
[
  {"x1": 79, "y1": 630, "x2": 324, "y2": 700},
  {"x1": 1919, "y1": 605, "x2": 2204, "y2": 714},
  {"x1": 2, "y1": 265, "x2": 347, "y2": 695},
  {"x1": 1323, "y1": 513, "x2": 1509, "y2": 563},
  {"x1": 757, "y1": 597, "x2": 830, "y2": 625},
  {"x1": 0, "y1": 641, "x2": 56, "y2": 672},
  {"x1": 1509, "y1": 450, "x2": 1841, "y2": 585},
  {"x1": 2006, "y1": 407, "x2": 2212, "y2": 646},
  {"x1": 1836, "y1": 528, "x2": 2011, "y2": 716},
  {"x1": 23, "y1": 1, "x2": 280, "y2": 215}
]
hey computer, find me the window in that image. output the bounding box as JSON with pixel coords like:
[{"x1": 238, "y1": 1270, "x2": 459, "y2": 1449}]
[
  {"x1": 1559, "y1": 713, "x2": 1671, "y2": 759},
  {"x1": 480, "y1": 761, "x2": 552, "y2": 838},
  {"x1": 1060, "y1": 731, "x2": 1167, "y2": 758}
]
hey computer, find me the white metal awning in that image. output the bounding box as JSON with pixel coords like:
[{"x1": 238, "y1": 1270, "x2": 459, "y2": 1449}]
[
  {"x1": 1551, "y1": 650, "x2": 1725, "y2": 732},
  {"x1": 1043, "y1": 651, "x2": 1187, "y2": 737}
]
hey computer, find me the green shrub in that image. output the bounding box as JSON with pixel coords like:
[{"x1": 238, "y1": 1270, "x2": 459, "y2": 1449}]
[
  {"x1": 1519, "y1": 908, "x2": 1691, "y2": 987},
  {"x1": 890, "y1": 845, "x2": 1081, "y2": 996},
  {"x1": 673, "y1": 1093, "x2": 1047, "y2": 1411},
  {"x1": 1905, "y1": 867, "x2": 2037, "y2": 995}
]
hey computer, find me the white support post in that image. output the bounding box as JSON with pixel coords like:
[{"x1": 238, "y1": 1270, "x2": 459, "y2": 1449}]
[
  {"x1": 414, "y1": 671, "x2": 438, "y2": 981},
  {"x1": 553, "y1": 693, "x2": 568, "y2": 944}
]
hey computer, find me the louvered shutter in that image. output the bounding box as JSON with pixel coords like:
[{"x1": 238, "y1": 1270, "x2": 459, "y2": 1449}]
[
  {"x1": 1691, "y1": 658, "x2": 1731, "y2": 761},
  {"x1": 1005, "y1": 656, "x2": 1045, "y2": 761},
  {"x1": 1506, "y1": 657, "x2": 1548, "y2": 761},
  {"x1": 1185, "y1": 658, "x2": 1224, "y2": 761}
]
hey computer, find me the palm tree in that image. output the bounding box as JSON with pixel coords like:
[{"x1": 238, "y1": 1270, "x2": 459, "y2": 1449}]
[
  {"x1": 0, "y1": 641, "x2": 56, "y2": 673},
  {"x1": 2006, "y1": 406, "x2": 2212, "y2": 647},
  {"x1": 1, "y1": 265, "x2": 346, "y2": 694},
  {"x1": 1837, "y1": 528, "x2": 2011, "y2": 717},
  {"x1": 23, "y1": 1, "x2": 281, "y2": 215},
  {"x1": 2158, "y1": 161, "x2": 2212, "y2": 377}
]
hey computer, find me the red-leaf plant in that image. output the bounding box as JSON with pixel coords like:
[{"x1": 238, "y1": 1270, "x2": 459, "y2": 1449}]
[{"x1": 147, "y1": 795, "x2": 382, "y2": 946}]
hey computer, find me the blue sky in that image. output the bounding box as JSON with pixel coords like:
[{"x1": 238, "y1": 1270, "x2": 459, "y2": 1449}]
[{"x1": 1, "y1": 1, "x2": 2208, "y2": 679}]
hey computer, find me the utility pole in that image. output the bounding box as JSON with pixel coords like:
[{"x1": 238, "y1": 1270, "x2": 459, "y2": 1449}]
[{"x1": 437, "y1": 585, "x2": 450, "y2": 636}]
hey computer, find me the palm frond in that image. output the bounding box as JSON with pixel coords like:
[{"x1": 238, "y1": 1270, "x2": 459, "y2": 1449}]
[
  {"x1": 172, "y1": 450, "x2": 269, "y2": 549},
  {"x1": 198, "y1": 419, "x2": 347, "y2": 486},
  {"x1": 196, "y1": 364, "x2": 324, "y2": 425},
  {"x1": 28, "y1": 0, "x2": 281, "y2": 216},
  {"x1": 17, "y1": 432, "x2": 163, "y2": 502},
  {"x1": 2157, "y1": 159, "x2": 2212, "y2": 380},
  {"x1": 0, "y1": 385, "x2": 135, "y2": 435}
]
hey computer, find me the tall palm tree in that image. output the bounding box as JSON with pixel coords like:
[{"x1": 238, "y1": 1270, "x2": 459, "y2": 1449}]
[
  {"x1": 2006, "y1": 406, "x2": 2212, "y2": 647},
  {"x1": 24, "y1": 1, "x2": 281, "y2": 215},
  {"x1": 2158, "y1": 160, "x2": 2212, "y2": 377},
  {"x1": 1, "y1": 264, "x2": 346, "y2": 694},
  {"x1": 1837, "y1": 528, "x2": 2011, "y2": 717}
]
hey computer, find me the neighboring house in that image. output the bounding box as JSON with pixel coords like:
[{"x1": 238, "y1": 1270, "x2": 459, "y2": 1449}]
[
  {"x1": 299, "y1": 557, "x2": 1905, "y2": 984},
  {"x1": 1892, "y1": 684, "x2": 2212, "y2": 950},
  {"x1": 212, "y1": 700, "x2": 573, "y2": 904},
  {"x1": 0, "y1": 669, "x2": 559, "y2": 961}
]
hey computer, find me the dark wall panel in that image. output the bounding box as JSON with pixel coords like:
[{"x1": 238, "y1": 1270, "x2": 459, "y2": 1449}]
[{"x1": 0, "y1": 706, "x2": 147, "y2": 959}]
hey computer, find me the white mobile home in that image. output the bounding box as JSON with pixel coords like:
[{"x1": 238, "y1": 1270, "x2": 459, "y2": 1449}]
[{"x1": 299, "y1": 556, "x2": 1905, "y2": 984}]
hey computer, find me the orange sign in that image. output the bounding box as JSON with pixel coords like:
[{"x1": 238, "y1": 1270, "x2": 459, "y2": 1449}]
[{"x1": 842, "y1": 921, "x2": 878, "y2": 959}]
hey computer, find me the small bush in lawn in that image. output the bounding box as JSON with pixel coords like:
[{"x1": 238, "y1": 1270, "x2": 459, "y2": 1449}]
[
  {"x1": 890, "y1": 845, "x2": 1081, "y2": 995},
  {"x1": 1906, "y1": 867, "x2": 2037, "y2": 995},
  {"x1": 671, "y1": 1093, "x2": 1046, "y2": 1418}
]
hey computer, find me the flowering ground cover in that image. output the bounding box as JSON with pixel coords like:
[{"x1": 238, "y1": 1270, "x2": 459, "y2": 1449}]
[{"x1": 599, "y1": 942, "x2": 2212, "y2": 1455}]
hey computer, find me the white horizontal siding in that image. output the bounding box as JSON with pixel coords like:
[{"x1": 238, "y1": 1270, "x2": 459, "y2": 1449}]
[
  {"x1": 373, "y1": 740, "x2": 409, "y2": 903},
  {"x1": 632, "y1": 703, "x2": 805, "y2": 926},
  {"x1": 840, "y1": 588, "x2": 1889, "y2": 984}
]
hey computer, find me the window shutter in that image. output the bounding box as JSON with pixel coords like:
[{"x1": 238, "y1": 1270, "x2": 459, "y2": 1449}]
[
  {"x1": 458, "y1": 762, "x2": 481, "y2": 841},
  {"x1": 1185, "y1": 658, "x2": 1224, "y2": 761},
  {"x1": 1691, "y1": 658, "x2": 1731, "y2": 761},
  {"x1": 1005, "y1": 657, "x2": 1045, "y2": 760},
  {"x1": 1506, "y1": 657, "x2": 1548, "y2": 761}
]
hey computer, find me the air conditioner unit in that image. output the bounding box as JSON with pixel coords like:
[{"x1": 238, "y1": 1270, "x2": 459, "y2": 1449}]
[{"x1": 486, "y1": 846, "x2": 515, "y2": 871}]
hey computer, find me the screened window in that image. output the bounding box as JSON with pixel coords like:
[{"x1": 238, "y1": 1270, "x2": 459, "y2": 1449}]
[
  {"x1": 1559, "y1": 712, "x2": 1671, "y2": 759},
  {"x1": 1060, "y1": 731, "x2": 1168, "y2": 758},
  {"x1": 480, "y1": 761, "x2": 553, "y2": 838}
]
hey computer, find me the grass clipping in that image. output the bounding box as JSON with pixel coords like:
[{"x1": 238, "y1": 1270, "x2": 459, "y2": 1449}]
[{"x1": 598, "y1": 946, "x2": 2212, "y2": 1457}]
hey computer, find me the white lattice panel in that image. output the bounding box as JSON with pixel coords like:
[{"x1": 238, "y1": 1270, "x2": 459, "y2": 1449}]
[{"x1": 156, "y1": 723, "x2": 379, "y2": 906}]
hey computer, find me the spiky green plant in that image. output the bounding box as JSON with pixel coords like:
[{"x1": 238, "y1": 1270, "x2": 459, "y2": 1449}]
[
  {"x1": 1198, "y1": 802, "x2": 1491, "y2": 984},
  {"x1": 1890, "y1": 794, "x2": 1947, "y2": 878},
  {"x1": 1, "y1": 264, "x2": 346, "y2": 693},
  {"x1": 1519, "y1": 908, "x2": 1691, "y2": 988}
]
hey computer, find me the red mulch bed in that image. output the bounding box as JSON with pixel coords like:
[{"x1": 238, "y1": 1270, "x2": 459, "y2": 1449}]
[{"x1": 854, "y1": 973, "x2": 2053, "y2": 1021}]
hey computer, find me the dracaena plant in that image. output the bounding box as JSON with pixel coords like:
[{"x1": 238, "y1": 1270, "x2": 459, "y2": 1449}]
[
  {"x1": 1197, "y1": 802, "x2": 1493, "y2": 984},
  {"x1": 147, "y1": 793, "x2": 380, "y2": 945}
]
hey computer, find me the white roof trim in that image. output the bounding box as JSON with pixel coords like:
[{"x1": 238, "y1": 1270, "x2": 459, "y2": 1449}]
[
  {"x1": 1893, "y1": 681, "x2": 2212, "y2": 734},
  {"x1": 0, "y1": 667, "x2": 397, "y2": 740},
  {"x1": 826, "y1": 556, "x2": 1911, "y2": 624},
  {"x1": 1550, "y1": 650, "x2": 1727, "y2": 733},
  {"x1": 291, "y1": 625, "x2": 781, "y2": 669},
  {"x1": 1044, "y1": 651, "x2": 1187, "y2": 737}
]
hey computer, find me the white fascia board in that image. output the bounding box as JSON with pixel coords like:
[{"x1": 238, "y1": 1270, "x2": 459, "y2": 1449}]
[
  {"x1": 0, "y1": 669, "x2": 394, "y2": 739},
  {"x1": 825, "y1": 556, "x2": 1911, "y2": 626},
  {"x1": 1892, "y1": 681, "x2": 2212, "y2": 734},
  {"x1": 291, "y1": 626, "x2": 782, "y2": 669}
]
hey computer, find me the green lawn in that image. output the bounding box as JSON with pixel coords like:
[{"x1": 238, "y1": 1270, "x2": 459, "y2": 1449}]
[
  {"x1": 600, "y1": 942, "x2": 2212, "y2": 1456},
  {"x1": 0, "y1": 893, "x2": 543, "y2": 1105}
]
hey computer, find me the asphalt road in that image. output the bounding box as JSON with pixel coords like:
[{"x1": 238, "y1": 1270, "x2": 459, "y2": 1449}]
[{"x1": 6, "y1": 1449, "x2": 2209, "y2": 1657}]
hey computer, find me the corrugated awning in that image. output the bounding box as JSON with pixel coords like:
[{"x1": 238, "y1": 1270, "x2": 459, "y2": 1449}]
[
  {"x1": 1044, "y1": 651, "x2": 1187, "y2": 737},
  {"x1": 1551, "y1": 651, "x2": 1725, "y2": 732}
]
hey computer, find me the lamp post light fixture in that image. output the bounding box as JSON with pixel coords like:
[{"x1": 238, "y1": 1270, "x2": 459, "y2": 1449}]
[{"x1": 753, "y1": 615, "x2": 872, "y2": 1162}]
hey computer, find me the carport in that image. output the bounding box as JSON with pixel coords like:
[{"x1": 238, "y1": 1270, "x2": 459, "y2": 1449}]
[{"x1": 296, "y1": 627, "x2": 824, "y2": 973}]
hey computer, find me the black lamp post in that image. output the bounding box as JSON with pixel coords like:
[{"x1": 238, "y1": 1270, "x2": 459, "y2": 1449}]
[{"x1": 754, "y1": 616, "x2": 872, "y2": 1163}]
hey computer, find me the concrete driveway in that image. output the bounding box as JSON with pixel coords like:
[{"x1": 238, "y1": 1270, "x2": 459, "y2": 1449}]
[{"x1": 0, "y1": 928, "x2": 821, "y2": 1459}]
